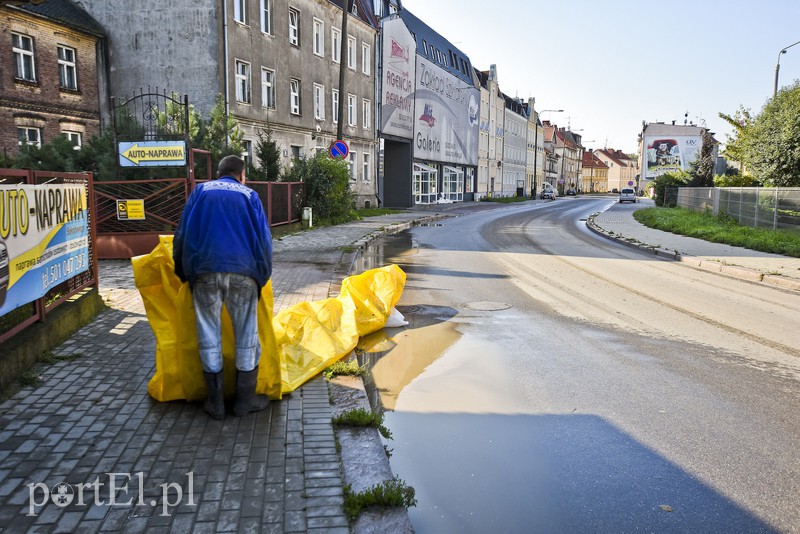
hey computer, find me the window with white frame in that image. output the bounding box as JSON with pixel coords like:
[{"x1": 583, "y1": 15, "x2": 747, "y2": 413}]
[
  {"x1": 313, "y1": 19, "x2": 324, "y2": 56},
  {"x1": 362, "y1": 98, "x2": 371, "y2": 130},
  {"x1": 234, "y1": 0, "x2": 247, "y2": 24},
  {"x1": 235, "y1": 60, "x2": 251, "y2": 103},
  {"x1": 362, "y1": 152, "x2": 371, "y2": 182},
  {"x1": 260, "y1": 0, "x2": 271, "y2": 33},
  {"x1": 261, "y1": 68, "x2": 275, "y2": 108},
  {"x1": 331, "y1": 28, "x2": 341, "y2": 63},
  {"x1": 288, "y1": 8, "x2": 299, "y2": 46},
  {"x1": 347, "y1": 93, "x2": 356, "y2": 126},
  {"x1": 62, "y1": 131, "x2": 81, "y2": 149},
  {"x1": 348, "y1": 151, "x2": 357, "y2": 181},
  {"x1": 347, "y1": 35, "x2": 356, "y2": 70},
  {"x1": 313, "y1": 83, "x2": 325, "y2": 120},
  {"x1": 332, "y1": 89, "x2": 339, "y2": 123},
  {"x1": 18, "y1": 127, "x2": 41, "y2": 148},
  {"x1": 57, "y1": 45, "x2": 77, "y2": 90},
  {"x1": 290, "y1": 78, "x2": 301, "y2": 115},
  {"x1": 362, "y1": 42, "x2": 371, "y2": 75},
  {"x1": 443, "y1": 165, "x2": 464, "y2": 201},
  {"x1": 12, "y1": 33, "x2": 36, "y2": 81}
]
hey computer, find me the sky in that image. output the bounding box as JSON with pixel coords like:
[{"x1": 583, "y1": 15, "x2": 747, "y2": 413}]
[{"x1": 398, "y1": 0, "x2": 800, "y2": 155}]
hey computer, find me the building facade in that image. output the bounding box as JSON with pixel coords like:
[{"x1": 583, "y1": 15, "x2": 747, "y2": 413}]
[
  {"x1": 1, "y1": 1, "x2": 106, "y2": 156},
  {"x1": 594, "y1": 148, "x2": 637, "y2": 192},
  {"x1": 384, "y1": 8, "x2": 479, "y2": 207},
  {"x1": 81, "y1": 0, "x2": 380, "y2": 206},
  {"x1": 502, "y1": 94, "x2": 527, "y2": 197},
  {"x1": 581, "y1": 150, "x2": 609, "y2": 192}
]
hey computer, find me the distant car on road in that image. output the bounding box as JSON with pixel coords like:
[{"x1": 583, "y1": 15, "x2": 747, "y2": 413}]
[
  {"x1": 619, "y1": 188, "x2": 637, "y2": 203},
  {"x1": 541, "y1": 189, "x2": 556, "y2": 200}
]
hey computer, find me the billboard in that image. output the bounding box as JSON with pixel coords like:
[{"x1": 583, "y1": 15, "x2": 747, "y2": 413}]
[
  {"x1": 643, "y1": 134, "x2": 702, "y2": 179},
  {"x1": 380, "y1": 17, "x2": 416, "y2": 139},
  {"x1": 413, "y1": 58, "x2": 480, "y2": 165},
  {"x1": 0, "y1": 182, "x2": 89, "y2": 315}
]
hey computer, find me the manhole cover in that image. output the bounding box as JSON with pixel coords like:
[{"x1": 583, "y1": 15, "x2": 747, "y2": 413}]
[{"x1": 462, "y1": 301, "x2": 511, "y2": 311}]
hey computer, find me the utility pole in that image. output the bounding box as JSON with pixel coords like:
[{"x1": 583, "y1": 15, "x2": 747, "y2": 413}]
[{"x1": 336, "y1": 0, "x2": 353, "y2": 141}]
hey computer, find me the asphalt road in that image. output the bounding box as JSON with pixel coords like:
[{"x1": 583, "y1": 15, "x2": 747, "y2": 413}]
[{"x1": 362, "y1": 198, "x2": 800, "y2": 533}]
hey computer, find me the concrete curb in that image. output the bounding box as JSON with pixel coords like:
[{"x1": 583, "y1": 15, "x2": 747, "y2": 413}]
[
  {"x1": 326, "y1": 212, "x2": 447, "y2": 533},
  {"x1": 586, "y1": 213, "x2": 800, "y2": 292}
]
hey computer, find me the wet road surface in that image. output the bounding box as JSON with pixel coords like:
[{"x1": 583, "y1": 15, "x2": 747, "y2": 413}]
[{"x1": 355, "y1": 198, "x2": 800, "y2": 533}]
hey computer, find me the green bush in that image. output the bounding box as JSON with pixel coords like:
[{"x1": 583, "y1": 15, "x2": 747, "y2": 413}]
[
  {"x1": 650, "y1": 171, "x2": 689, "y2": 207},
  {"x1": 284, "y1": 152, "x2": 355, "y2": 224}
]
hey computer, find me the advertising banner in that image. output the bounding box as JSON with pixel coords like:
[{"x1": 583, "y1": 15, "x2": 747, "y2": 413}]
[
  {"x1": 380, "y1": 18, "x2": 416, "y2": 139},
  {"x1": 413, "y1": 57, "x2": 480, "y2": 166},
  {"x1": 0, "y1": 182, "x2": 90, "y2": 315},
  {"x1": 643, "y1": 135, "x2": 702, "y2": 179}
]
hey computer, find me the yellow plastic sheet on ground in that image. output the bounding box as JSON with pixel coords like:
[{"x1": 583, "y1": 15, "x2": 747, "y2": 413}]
[{"x1": 132, "y1": 236, "x2": 406, "y2": 402}]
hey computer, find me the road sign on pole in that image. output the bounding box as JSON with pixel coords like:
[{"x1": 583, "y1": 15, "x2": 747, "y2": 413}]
[{"x1": 329, "y1": 140, "x2": 349, "y2": 159}]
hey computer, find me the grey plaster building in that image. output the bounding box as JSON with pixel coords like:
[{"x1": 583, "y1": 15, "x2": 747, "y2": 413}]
[{"x1": 79, "y1": 0, "x2": 380, "y2": 206}]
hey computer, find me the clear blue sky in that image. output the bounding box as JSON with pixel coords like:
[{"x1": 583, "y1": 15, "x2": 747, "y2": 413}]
[{"x1": 399, "y1": 0, "x2": 800, "y2": 154}]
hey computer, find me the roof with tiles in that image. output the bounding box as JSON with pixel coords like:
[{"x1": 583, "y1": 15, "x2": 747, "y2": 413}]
[
  {"x1": 330, "y1": 0, "x2": 379, "y2": 29},
  {"x1": 10, "y1": 0, "x2": 106, "y2": 37},
  {"x1": 582, "y1": 151, "x2": 608, "y2": 169}
]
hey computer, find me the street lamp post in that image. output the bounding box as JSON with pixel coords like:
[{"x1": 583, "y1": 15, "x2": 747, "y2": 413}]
[
  {"x1": 774, "y1": 39, "x2": 800, "y2": 97},
  {"x1": 532, "y1": 109, "x2": 562, "y2": 197}
]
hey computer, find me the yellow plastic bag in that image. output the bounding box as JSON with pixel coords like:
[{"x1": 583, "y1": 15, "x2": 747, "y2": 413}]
[
  {"x1": 132, "y1": 237, "x2": 406, "y2": 401},
  {"x1": 132, "y1": 236, "x2": 282, "y2": 401}
]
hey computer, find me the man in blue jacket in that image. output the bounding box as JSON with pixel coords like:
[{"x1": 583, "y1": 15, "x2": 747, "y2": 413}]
[{"x1": 173, "y1": 155, "x2": 272, "y2": 419}]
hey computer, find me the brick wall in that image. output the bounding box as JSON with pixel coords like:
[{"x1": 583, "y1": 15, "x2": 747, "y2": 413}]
[{"x1": 1, "y1": 9, "x2": 102, "y2": 157}]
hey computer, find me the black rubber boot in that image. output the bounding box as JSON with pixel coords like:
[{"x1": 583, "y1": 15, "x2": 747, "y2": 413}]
[
  {"x1": 203, "y1": 371, "x2": 225, "y2": 420},
  {"x1": 233, "y1": 369, "x2": 270, "y2": 417}
]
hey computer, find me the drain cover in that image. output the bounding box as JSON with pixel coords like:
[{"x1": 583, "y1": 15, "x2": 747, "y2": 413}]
[{"x1": 462, "y1": 301, "x2": 511, "y2": 311}]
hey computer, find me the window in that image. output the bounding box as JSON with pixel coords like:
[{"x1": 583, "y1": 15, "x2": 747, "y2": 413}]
[
  {"x1": 313, "y1": 19, "x2": 324, "y2": 56},
  {"x1": 332, "y1": 89, "x2": 339, "y2": 123},
  {"x1": 260, "y1": 0, "x2": 271, "y2": 33},
  {"x1": 347, "y1": 35, "x2": 357, "y2": 70},
  {"x1": 62, "y1": 131, "x2": 81, "y2": 149},
  {"x1": 362, "y1": 98, "x2": 371, "y2": 130},
  {"x1": 57, "y1": 45, "x2": 78, "y2": 90},
  {"x1": 260, "y1": 68, "x2": 275, "y2": 109},
  {"x1": 12, "y1": 33, "x2": 36, "y2": 81},
  {"x1": 362, "y1": 42, "x2": 371, "y2": 75},
  {"x1": 348, "y1": 152, "x2": 357, "y2": 181},
  {"x1": 234, "y1": 0, "x2": 247, "y2": 24},
  {"x1": 290, "y1": 78, "x2": 301, "y2": 115},
  {"x1": 331, "y1": 28, "x2": 341, "y2": 63},
  {"x1": 363, "y1": 152, "x2": 371, "y2": 182},
  {"x1": 242, "y1": 140, "x2": 253, "y2": 167},
  {"x1": 288, "y1": 8, "x2": 299, "y2": 46},
  {"x1": 18, "y1": 127, "x2": 41, "y2": 148},
  {"x1": 347, "y1": 93, "x2": 356, "y2": 126},
  {"x1": 235, "y1": 60, "x2": 251, "y2": 103},
  {"x1": 314, "y1": 83, "x2": 325, "y2": 120}
]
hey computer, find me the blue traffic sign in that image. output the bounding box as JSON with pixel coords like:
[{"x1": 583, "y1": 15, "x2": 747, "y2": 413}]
[{"x1": 329, "y1": 140, "x2": 349, "y2": 159}]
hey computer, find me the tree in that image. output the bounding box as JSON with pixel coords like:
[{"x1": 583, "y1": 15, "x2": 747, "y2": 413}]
[
  {"x1": 742, "y1": 81, "x2": 800, "y2": 187},
  {"x1": 255, "y1": 128, "x2": 282, "y2": 181},
  {"x1": 204, "y1": 93, "x2": 245, "y2": 169},
  {"x1": 718, "y1": 107, "x2": 752, "y2": 174},
  {"x1": 687, "y1": 129, "x2": 716, "y2": 187}
]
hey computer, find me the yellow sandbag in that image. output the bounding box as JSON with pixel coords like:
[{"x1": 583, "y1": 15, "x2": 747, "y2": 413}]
[
  {"x1": 132, "y1": 236, "x2": 282, "y2": 401},
  {"x1": 132, "y1": 237, "x2": 406, "y2": 401},
  {"x1": 338, "y1": 264, "x2": 407, "y2": 337},
  {"x1": 273, "y1": 297, "x2": 359, "y2": 393}
]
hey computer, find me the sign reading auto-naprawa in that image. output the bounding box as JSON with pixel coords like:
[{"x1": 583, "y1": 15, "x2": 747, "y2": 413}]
[
  {"x1": 118, "y1": 140, "x2": 187, "y2": 167},
  {"x1": 0, "y1": 182, "x2": 90, "y2": 315}
]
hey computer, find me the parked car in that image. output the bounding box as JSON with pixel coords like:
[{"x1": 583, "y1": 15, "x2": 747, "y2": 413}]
[
  {"x1": 0, "y1": 236, "x2": 8, "y2": 307},
  {"x1": 619, "y1": 188, "x2": 637, "y2": 203},
  {"x1": 541, "y1": 189, "x2": 556, "y2": 200}
]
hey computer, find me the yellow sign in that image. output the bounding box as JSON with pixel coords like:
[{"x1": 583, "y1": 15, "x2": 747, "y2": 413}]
[
  {"x1": 117, "y1": 199, "x2": 145, "y2": 220},
  {"x1": 119, "y1": 142, "x2": 186, "y2": 166}
]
